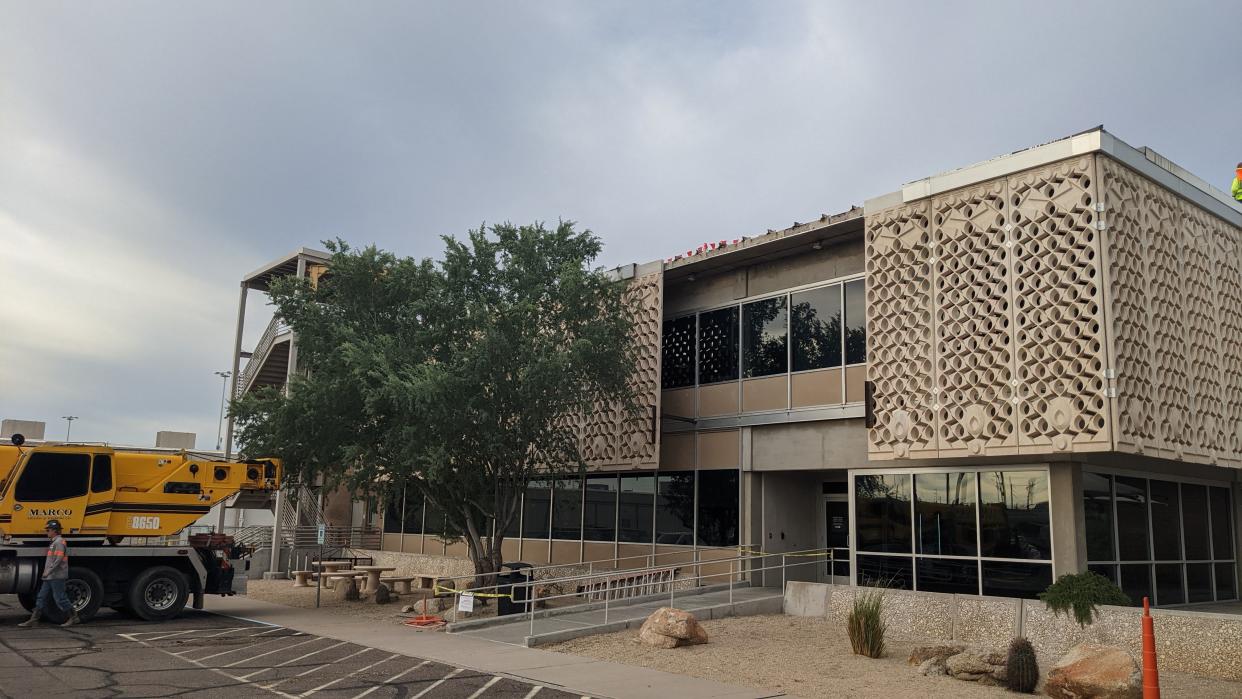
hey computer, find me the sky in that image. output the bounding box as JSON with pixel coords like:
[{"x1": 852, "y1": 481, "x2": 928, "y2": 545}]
[{"x1": 1, "y1": 1, "x2": 1238, "y2": 448}]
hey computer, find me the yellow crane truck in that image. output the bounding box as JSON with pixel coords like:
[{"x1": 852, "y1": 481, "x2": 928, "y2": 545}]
[{"x1": 0, "y1": 435, "x2": 281, "y2": 623}]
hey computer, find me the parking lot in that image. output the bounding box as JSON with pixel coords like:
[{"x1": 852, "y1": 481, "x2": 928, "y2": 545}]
[{"x1": 0, "y1": 597, "x2": 583, "y2": 698}]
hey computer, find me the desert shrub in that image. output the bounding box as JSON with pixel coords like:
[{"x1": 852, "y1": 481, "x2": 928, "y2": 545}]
[
  {"x1": 1004, "y1": 636, "x2": 1039, "y2": 693},
  {"x1": 846, "y1": 588, "x2": 886, "y2": 658},
  {"x1": 1038, "y1": 571, "x2": 1130, "y2": 627}
]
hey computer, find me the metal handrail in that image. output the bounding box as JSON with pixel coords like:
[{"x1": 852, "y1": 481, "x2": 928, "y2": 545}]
[{"x1": 237, "y1": 316, "x2": 291, "y2": 397}]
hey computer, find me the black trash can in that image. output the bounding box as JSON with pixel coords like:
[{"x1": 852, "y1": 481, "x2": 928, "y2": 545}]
[{"x1": 496, "y1": 562, "x2": 533, "y2": 616}]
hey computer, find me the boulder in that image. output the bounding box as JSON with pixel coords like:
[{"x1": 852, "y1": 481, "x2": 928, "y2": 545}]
[
  {"x1": 334, "y1": 579, "x2": 360, "y2": 602},
  {"x1": 918, "y1": 657, "x2": 947, "y2": 677},
  {"x1": 638, "y1": 625, "x2": 680, "y2": 649},
  {"x1": 373, "y1": 584, "x2": 393, "y2": 604},
  {"x1": 401, "y1": 604, "x2": 415, "y2": 613},
  {"x1": 1044, "y1": 643, "x2": 1140, "y2": 699},
  {"x1": 945, "y1": 647, "x2": 1007, "y2": 683},
  {"x1": 909, "y1": 643, "x2": 967, "y2": 666},
  {"x1": 636, "y1": 607, "x2": 708, "y2": 648}
]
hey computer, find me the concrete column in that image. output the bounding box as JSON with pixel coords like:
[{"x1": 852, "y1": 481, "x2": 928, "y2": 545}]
[
  {"x1": 285, "y1": 256, "x2": 307, "y2": 393},
  {"x1": 219, "y1": 283, "x2": 248, "y2": 533},
  {"x1": 1048, "y1": 461, "x2": 1086, "y2": 578},
  {"x1": 265, "y1": 486, "x2": 285, "y2": 578}
]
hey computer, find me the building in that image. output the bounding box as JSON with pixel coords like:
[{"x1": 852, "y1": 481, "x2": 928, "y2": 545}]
[{"x1": 247, "y1": 127, "x2": 1242, "y2": 607}]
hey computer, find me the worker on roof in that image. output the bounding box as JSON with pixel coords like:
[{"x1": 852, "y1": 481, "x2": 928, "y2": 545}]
[
  {"x1": 18, "y1": 520, "x2": 80, "y2": 627},
  {"x1": 1234, "y1": 162, "x2": 1242, "y2": 203}
]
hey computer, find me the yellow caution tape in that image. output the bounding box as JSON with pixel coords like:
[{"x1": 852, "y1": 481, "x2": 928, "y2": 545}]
[{"x1": 433, "y1": 584, "x2": 514, "y2": 600}]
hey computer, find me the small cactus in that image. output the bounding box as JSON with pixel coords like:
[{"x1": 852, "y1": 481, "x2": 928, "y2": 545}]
[{"x1": 1004, "y1": 637, "x2": 1039, "y2": 693}]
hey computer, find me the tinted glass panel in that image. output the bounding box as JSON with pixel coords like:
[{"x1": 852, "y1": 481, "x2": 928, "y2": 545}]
[
  {"x1": 978, "y1": 470, "x2": 1051, "y2": 560},
  {"x1": 15, "y1": 452, "x2": 90, "y2": 502},
  {"x1": 424, "y1": 500, "x2": 447, "y2": 537},
  {"x1": 855, "y1": 474, "x2": 912, "y2": 553},
  {"x1": 90, "y1": 455, "x2": 112, "y2": 493},
  {"x1": 521, "y1": 480, "x2": 551, "y2": 539},
  {"x1": 742, "y1": 297, "x2": 787, "y2": 378},
  {"x1": 1154, "y1": 563, "x2": 1184, "y2": 606},
  {"x1": 1186, "y1": 563, "x2": 1213, "y2": 603},
  {"x1": 1115, "y1": 477, "x2": 1151, "y2": 561},
  {"x1": 916, "y1": 557, "x2": 979, "y2": 595},
  {"x1": 383, "y1": 493, "x2": 403, "y2": 534},
  {"x1": 1088, "y1": 564, "x2": 1117, "y2": 584},
  {"x1": 1210, "y1": 487, "x2": 1234, "y2": 560},
  {"x1": 696, "y1": 469, "x2": 739, "y2": 547},
  {"x1": 551, "y1": 477, "x2": 582, "y2": 540},
  {"x1": 981, "y1": 561, "x2": 1052, "y2": 599},
  {"x1": 583, "y1": 475, "x2": 618, "y2": 542},
  {"x1": 915, "y1": 472, "x2": 977, "y2": 556},
  {"x1": 1083, "y1": 472, "x2": 1114, "y2": 561},
  {"x1": 856, "y1": 555, "x2": 913, "y2": 590},
  {"x1": 661, "y1": 316, "x2": 696, "y2": 389},
  {"x1": 656, "y1": 473, "x2": 694, "y2": 545},
  {"x1": 1149, "y1": 480, "x2": 1181, "y2": 561},
  {"x1": 1118, "y1": 564, "x2": 1151, "y2": 606},
  {"x1": 791, "y1": 285, "x2": 842, "y2": 371},
  {"x1": 698, "y1": 307, "x2": 739, "y2": 384},
  {"x1": 844, "y1": 279, "x2": 866, "y2": 364},
  {"x1": 1181, "y1": 484, "x2": 1211, "y2": 560},
  {"x1": 404, "y1": 494, "x2": 424, "y2": 535},
  {"x1": 619, "y1": 474, "x2": 655, "y2": 544},
  {"x1": 1215, "y1": 563, "x2": 1237, "y2": 601}
]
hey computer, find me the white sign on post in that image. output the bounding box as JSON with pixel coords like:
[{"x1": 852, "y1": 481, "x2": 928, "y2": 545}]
[
  {"x1": 316, "y1": 523, "x2": 326, "y2": 545},
  {"x1": 457, "y1": 592, "x2": 475, "y2": 613}
]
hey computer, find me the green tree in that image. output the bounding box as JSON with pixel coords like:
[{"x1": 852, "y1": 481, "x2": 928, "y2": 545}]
[{"x1": 230, "y1": 222, "x2": 638, "y2": 583}]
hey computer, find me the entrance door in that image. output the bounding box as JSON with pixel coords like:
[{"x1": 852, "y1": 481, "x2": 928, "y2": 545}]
[{"x1": 824, "y1": 498, "x2": 851, "y2": 584}]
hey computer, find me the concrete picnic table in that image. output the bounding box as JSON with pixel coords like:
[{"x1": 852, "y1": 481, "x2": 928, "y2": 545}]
[
  {"x1": 310, "y1": 561, "x2": 352, "y2": 588},
  {"x1": 352, "y1": 565, "x2": 397, "y2": 594}
]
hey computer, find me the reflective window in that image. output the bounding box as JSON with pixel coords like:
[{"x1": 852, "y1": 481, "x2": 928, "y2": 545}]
[
  {"x1": 791, "y1": 285, "x2": 842, "y2": 371},
  {"x1": 1083, "y1": 472, "x2": 1114, "y2": 561},
  {"x1": 981, "y1": 562, "x2": 1052, "y2": 599},
  {"x1": 1217, "y1": 564, "x2": 1237, "y2": 601},
  {"x1": 619, "y1": 474, "x2": 655, "y2": 544},
  {"x1": 1211, "y1": 487, "x2": 1234, "y2": 560},
  {"x1": 696, "y1": 469, "x2": 739, "y2": 547},
  {"x1": 1118, "y1": 564, "x2": 1152, "y2": 607},
  {"x1": 742, "y1": 297, "x2": 787, "y2": 378},
  {"x1": 551, "y1": 477, "x2": 582, "y2": 540},
  {"x1": 656, "y1": 473, "x2": 694, "y2": 545},
  {"x1": 915, "y1": 472, "x2": 977, "y2": 556},
  {"x1": 583, "y1": 475, "x2": 618, "y2": 542},
  {"x1": 424, "y1": 500, "x2": 447, "y2": 537},
  {"x1": 978, "y1": 470, "x2": 1051, "y2": 560},
  {"x1": 698, "y1": 306, "x2": 739, "y2": 384},
  {"x1": 383, "y1": 492, "x2": 403, "y2": 534},
  {"x1": 1181, "y1": 484, "x2": 1211, "y2": 560},
  {"x1": 844, "y1": 279, "x2": 866, "y2": 364},
  {"x1": 661, "y1": 316, "x2": 696, "y2": 389},
  {"x1": 855, "y1": 474, "x2": 912, "y2": 553},
  {"x1": 1115, "y1": 477, "x2": 1151, "y2": 561},
  {"x1": 857, "y1": 554, "x2": 913, "y2": 590},
  {"x1": 404, "y1": 494, "x2": 424, "y2": 535},
  {"x1": 521, "y1": 480, "x2": 551, "y2": 539},
  {"x1": 1088, "y1": 563, "x2": 1117, "y2": 585},
  {"x1": 1149, "y1": 480, "x2": 1180, "y2": 561},
  {"x1": 91, "y1": 455, "x2": 112, "y2": 493},
  {"x1": 1154, "y1": 564, "x2": 1184, "y2": 606},
  {"x1": 15, "y1": 452, "x2": 90, "y2": 502},
  {"x1": 1187, "y1": 563, "x2": 1213, "y2": 603},
  {"x1": 916, "y1": 558, "x2": 979, "y2": 595}
]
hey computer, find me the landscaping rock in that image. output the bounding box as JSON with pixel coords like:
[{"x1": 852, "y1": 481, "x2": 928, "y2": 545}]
[
  {"x1": 1044, "y1": 643, "x2": 1140, "y2": 699},
  {"x1": 401, "y1": 604, "x2": 415, "y2": 613},
  {"x1": 334, "y1": 579, "x2": 360, "y2": 602},
  {"x1": 945, "y1": 647, "x2": 1006, "y2": 683},
  {"x1": 637, "y1": 625, "x2": 680, "y2": 649},
  {"x1": 909, "y1": 643, "x2": 967, "y2": 666},
  {"x1": 918, "y1": 657, "x2": 947, "y2": 677},
  {"x1": 636, "y1": 607, "x2": 708, "y2": 648},
  {"x1": 373, "y1": 584, "x2": 392, "y2": 604}
]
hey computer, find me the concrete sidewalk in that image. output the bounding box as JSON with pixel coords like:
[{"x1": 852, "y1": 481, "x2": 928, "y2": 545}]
[{"x1": 207, "y1": 595, "x2": 781, "y2": 699}]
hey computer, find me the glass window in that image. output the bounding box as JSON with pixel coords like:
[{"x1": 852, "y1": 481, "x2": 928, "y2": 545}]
[
  {"x1": 1186, "y1": 563, "x2": 1213, "y2": 603},
  {"x1": 742, "y1": 297, "x2": 787, "y2": 378},
  {"x1": 521, "y1": 480, "x2": 551, "y2": 539},
  {"x1": 551, "y1": 477, "x2": 582, "y2": 540},
  {"x1": 661, "y1": 316, "x2": 696, "y2": 390},
  {"x1": 915, "y1": 472, "x2": 977, "y2": 556},
  {"x1": 656, "y1": 473, "x2": 694, "y2": 545},
  {"x1": 424, "y1": 500, "x2": 447, "y2": 537},
  {"x1": 856, "y1": 554, "x2": 913, "y2": 590},
  {"x1": 791, "y1": 285, "x2": 842, "y2": 371},
  {"x1": 583, "y1": 475, "x2": 618, "y2": 542},
  {"x1": 619, "y1": 474, "x2": 655, "y2": 544},
  {"x1": 1216, "y1": 563, "x2": 1237, "y2": 601},
  {"x1": 1181, "y1": 484, "x2": 1211, "y2": 560},
  {"x1": 696, "y1": 469, "x2": 739, "y2": 547},
  {"x1": 916, "y1": 557, "x2": 979, "y2": 595},
  {"x1": 14, "y1": 452, "x2": 90, "y2": 502},
  {"x1": 90, "y1": 455, "x2": 112, "y2": 493},
  {"x1": 1154, "y1": 563, "x2": 1184, "y2": 606},
  {"x1": 501, "y1": 492, "x2": 521, "y2": 538},
  {"x1": 1083, "y1": 472, "x2": 1114, "y2": 561},
  {"x1": 1210, "y1": 487, "x2": 1234, "y2": 560},
  {"x1": 855, "y1": 474, "x2": 912, "y2": 554},
  {"x1": 978, "y1": 470, "x2": 1051, "y2": 560},
  {"x1": 1118, "y1": 564, "x2": 1151, "y2": 606},
  {"x1": 981, "y1": 562, "x2": 1052, "y2": 599},
  {"x1": 844, "y1": 279, "x2": 866, "y2": 365},
  {"x1": 698, "y1": 306, "x2": 739, "y2": 384},
  {"x1": 1115, "y1": 477, "x2": 1151, "y2": 561},
  {"x1": 383, "y1": 492, "x2": 403, "y2": 534},
  {"x1": 1088, "y1": 563, "x2": 1117, "y2": 585},
  {"x1": 1149, "y1": 480, "x2": 1181, "y2": 561},
  {"x1": 404, "y1": 494, "x2": 424, "y2": 535}
]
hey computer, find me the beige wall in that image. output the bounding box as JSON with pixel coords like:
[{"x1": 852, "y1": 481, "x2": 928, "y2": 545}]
[
  {"x1": 791, "y1": 368, "x2": 842, "y2": 408},
  {"x1": 697, "y1": 430, "x2": 740, "y2": 469},
  {"x1": 742, "y1": 375, "x2": 787, "y2": 412},
  {"x1": 749, "y1": 419, "x2": 867, "y2": 472}
]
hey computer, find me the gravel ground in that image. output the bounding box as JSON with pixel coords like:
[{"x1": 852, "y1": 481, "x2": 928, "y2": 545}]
[
  {"x1": 546, "y1": 614, "x2": 1242, "y2": 699},
  {"x1": 243, "y1": 578, "x2": 470, "y2": 624}
]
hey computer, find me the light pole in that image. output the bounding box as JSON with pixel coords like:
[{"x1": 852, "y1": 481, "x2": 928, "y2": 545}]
[
  {"x1": 214, "y1": 370, "x2": 232, "y2": 451},
  {"x1": 61, "y1": 415, "x2": 78, "y2": 441}
]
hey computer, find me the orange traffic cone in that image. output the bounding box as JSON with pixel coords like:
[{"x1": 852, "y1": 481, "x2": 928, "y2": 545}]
[{"x1": 1142, "y1": 596, "x2": 1160, "y2": 699}]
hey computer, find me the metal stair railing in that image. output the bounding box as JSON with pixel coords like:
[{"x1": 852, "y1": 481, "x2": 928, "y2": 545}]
[{"x1": 236, "y1": 316, "x2": 291, "y2": 397}]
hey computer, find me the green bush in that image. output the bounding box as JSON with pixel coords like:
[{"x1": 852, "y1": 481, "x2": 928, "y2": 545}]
[
  {"x1": 1004, "y1": 636, "x2": 1039, "y2": 693},
  {"x1": 1038, "y1": 571, "x2": 1131, "y2": 627},
  {"x1": 846, "y1": 588, "x2": 886, "y2": 658}
]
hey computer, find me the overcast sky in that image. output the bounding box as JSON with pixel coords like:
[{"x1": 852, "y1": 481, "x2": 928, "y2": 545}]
[{"x1": 1, "y1": 1, "x2": 1237, "y2": 448}]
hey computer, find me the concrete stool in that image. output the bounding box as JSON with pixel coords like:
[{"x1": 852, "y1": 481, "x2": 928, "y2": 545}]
[
  {"x1": 381, "y1": 576, "x2": 415, "y2": 594},
  {"x1": 292, "y1": 571, "x2": 313, "y2": 588}
]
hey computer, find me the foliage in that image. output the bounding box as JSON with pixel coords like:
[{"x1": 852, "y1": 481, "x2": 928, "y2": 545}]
[
  {"x1": 846, "y1": 588, "x2": 886, "y2": 658},
  {"x1": 230, "y1": 222, "x2": 638, "y2": 581},
  {"x1": 1038, "y1": 571, "x2": 1131, "y2": 628},
  {"x1": 1004, "y1": 636, "x2": 1039, "y2": 693}
]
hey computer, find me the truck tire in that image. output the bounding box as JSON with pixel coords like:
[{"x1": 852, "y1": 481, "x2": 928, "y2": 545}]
[
  {"x1": 41, "y1": 568, "x2": 105, "y2": 624},
  {"x1": 127, "y1": 566, "x2": 189, "y2": 622},
  {"x1": 17, "y1": 593, "x2": 35, "y2": 612}
]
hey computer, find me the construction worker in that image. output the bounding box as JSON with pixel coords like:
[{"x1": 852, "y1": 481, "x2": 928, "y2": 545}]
[
  {"x1": 1234, "y1": 162, "x2": 1242, "y2": 203},
  {"x1": 18, "y1": 520, "x2": 80, "y2": 627}
]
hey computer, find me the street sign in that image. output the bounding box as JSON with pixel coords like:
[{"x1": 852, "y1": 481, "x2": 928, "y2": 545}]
[{"x1": 316, "y1": 523, "x2": 325, "y2": 545}]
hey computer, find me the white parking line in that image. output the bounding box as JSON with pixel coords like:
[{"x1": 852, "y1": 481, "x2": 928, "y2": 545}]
[
  {"x1": 192, "y1": 634, "x2": 302, "y2": 662},
  {"x1": 237, "y1": 640, "x2": 346, "y2": 680},
  {"x1": 348, "y1": 660, "x2": 430, "y2": 699},
  {"x1": 521, "y1": 687, "x2": 542, "y2": 699},
  {"x1": 466, "y1": 676, "x2": 502, "y2": 698},
  {"x1": 300, "y1": 653, "x2": 399, "y2": 697},
  {"x1": 411, "y1": 668, "x2": 462, "y2": 698},
  {"x1": 137, "y1": 628, "x2": 205, "y2": 642},
  {"x1": 120, "y1": 632, "x2": 300, "y2": 699},
  {"x1": 221, "y1": 635, "x2": 324, "y2": 668},
  {"x1": 250, "y1": 626, "x2": 291, "y2": 637},
  {"x1": 262, "y1": 647, "x2": 371, "y2": 690}
]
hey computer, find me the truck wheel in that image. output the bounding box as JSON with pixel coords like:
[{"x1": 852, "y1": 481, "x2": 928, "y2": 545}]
[
  {"x1": 127, "y1": 566, "x2": 189, "y2": 622},
  {"x1": 41, "y1": 568, "x2": 105, "y2": 624},
  {"x1": 17, "y1": 593, "x2": 35, "y2": 612}
]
